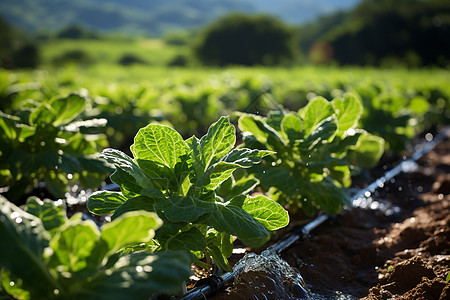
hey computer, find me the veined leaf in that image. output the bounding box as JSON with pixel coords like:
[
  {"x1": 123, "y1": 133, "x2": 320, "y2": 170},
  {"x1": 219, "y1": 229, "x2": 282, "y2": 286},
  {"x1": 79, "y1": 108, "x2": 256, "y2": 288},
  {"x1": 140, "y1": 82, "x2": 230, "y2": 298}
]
[
  {"x1": 101, "y1": 211, "x2": 162, "y2": 257},
  {"x1": 49, "y1": 218, "x2": 100, "y2": 273},
  {"x1": 242, "y1": 195, "x2": 289, "y2": 231},
  {"x1": 99, "y1": 148, "x2": 149, "y2": 189},
  {"x1": 156, "y1": 196, "x2": 213, "y2": 223},
  {"x1": 281, "y1": 113, "x2": 303, "y2": 141},
  {"x1": 331, "y1": 93, "x2": 363, "y2": 136},
  {"x1": 111, "y1": 196, "x2": 157, "y2": 219},
  {"x1": 202, "y1": 161, "x2": 238, "y2": 190},
  {"x1": 110, "y1": 168, "x2": 142, "y2": 198},
  {"x1": 50, "y1": 93, "x2": 87, "y2": 127},
  {"x1": 0, "y1": 196, "x2": 59, "y2": 298},
  {"x1": 202, "y1": 201, "x2": 269, "y2": 242},
  {"x1": 24, "y1": 196, "x2": 66, "y2": 232},
  {"x1": 301, "y1": 116, "x2": 338, "y2": 151},
  {"x1": 166, "y1": 227, "x2": 206, "y2": 252},
  {"x1": 199, "y1": 116, "x2": 235, "y2": 170},
  {"x1": 131, "y1": 124, "x2": 189, "y2": 170},
  {"x1": 348, "y1": 132, "x2": 385, "y2": 168},
  {"x1": 238, "y1": 114, "x2": 286, "y2": 149},
  {"x1": 223, "y1": 148, "x2": 273, "y2": 168},
  {"x1": 88, "y1": 191, "x2": 128, "y2": 215},
  {"x1": 300, "y1": 96, "x2": 334, "y2": 136},
  {"x1": 87, "y1": 252, "x2": 190, "y2": 299}
]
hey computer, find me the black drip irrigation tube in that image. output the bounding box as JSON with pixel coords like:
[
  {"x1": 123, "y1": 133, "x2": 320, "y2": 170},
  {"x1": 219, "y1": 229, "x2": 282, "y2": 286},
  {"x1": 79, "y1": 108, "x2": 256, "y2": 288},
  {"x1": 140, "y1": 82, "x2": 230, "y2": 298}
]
[{"x1": 178, "y1": 127, "x2": 450, "y2": 300}]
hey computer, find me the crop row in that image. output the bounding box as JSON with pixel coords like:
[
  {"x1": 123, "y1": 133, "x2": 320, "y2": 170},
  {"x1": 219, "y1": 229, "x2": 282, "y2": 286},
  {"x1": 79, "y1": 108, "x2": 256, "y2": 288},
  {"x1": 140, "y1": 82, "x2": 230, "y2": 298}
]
[{"x1": 0, "y1": 67, "x2": 449, "y2": 299}]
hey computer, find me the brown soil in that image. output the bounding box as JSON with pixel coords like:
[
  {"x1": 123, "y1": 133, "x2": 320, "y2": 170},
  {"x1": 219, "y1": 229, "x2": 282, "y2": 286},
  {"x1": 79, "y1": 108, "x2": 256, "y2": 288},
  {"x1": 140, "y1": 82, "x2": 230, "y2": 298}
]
[{"x1": 212, "y1": 137, "x2": 450, "y2": 299}]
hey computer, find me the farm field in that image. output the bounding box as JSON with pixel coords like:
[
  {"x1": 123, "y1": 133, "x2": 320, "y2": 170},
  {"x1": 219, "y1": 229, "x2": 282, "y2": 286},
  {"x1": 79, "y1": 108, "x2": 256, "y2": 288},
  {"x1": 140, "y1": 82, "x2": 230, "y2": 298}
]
[{"x1": 1, "y1": 60, "x2": 449, "y2": 299}]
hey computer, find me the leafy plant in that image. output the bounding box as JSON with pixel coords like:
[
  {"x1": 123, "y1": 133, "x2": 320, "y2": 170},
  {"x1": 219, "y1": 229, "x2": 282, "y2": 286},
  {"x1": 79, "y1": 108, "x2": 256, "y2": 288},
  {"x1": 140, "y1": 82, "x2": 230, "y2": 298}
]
[
  {"x1": 0, "y1": 195, "x2": 191, "y2": 300},
  {"x1": 0, "y1": 93, "x2": 112, "y2": 202},
  {"x1": 88, "y1": 116, "x2": 289, "y2": 271},
  {"x1": 238, "y1": 93, "x2": 384, "y2": 215}
]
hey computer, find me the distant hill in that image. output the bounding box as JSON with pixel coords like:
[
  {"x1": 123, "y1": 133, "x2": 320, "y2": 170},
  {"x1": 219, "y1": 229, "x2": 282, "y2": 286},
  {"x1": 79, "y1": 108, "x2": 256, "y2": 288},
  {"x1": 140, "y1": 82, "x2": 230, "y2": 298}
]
[{"x1": 0, "y1": 0, "x2": 361, "y2": 36}]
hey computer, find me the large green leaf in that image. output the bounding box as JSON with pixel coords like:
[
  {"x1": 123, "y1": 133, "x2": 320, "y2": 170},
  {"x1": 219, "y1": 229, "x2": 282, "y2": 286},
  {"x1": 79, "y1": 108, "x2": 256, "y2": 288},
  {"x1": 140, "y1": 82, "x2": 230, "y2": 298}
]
[
  {"x1": 238, "y1": 115, "x2": 286, "y2": 149},
  {"x1": 223, "y1": 148, "x2": 273, "y2": 168},
  {"x1": 24, "y1": 197, "x2": 66, "y2": 232},
  {"x1": 101, "y1": 211, "x2": 162, "y2": 257},
  {"x1": 0, "y1": 196, "x2": 59, "y2": 298},
  {"x1": 242, "y1": 195, "x2": 289, "y2": 231},
  {"x1": 86, "y1": 252, "x2": 191, "y2": 300},
  {"x1": 202, "y1": 201, "x2": 269, "y2": 242},
  {"x1": 49, "y1": 218, "x2": 100, "y2": 273},
  {"x1": 300, "y1": 96, "x2": 334, "y2": 136},
  {"x1": 111, "y1": 196, "x2": 157, "y2": 219},
  {"x1": 199, "y1": 116, "x2": 235, "y2": 170},
  {"x1": 348, "y1": 132, "x2": 385, "y2": 168},
  {"x1": 166, "y1": 227, "x2": 206, "y2": 252},
  {"x1": 331, "y1": 93, "x2": 363, "y2": 136},
  {"x1": 87, "y1": 191, "x2": 128, "y2": 215},
  {"x1": 281, "y1": 113, "x2": 303, "y2": 141},
  {"x1": 50, "y1": 93, "x2": 87, "y2": 127},
  {"x1": 156, "y1": 196, "x2": 213, "y2": 223},
  {"x1": 131, "y1": 124, "x2": 189, "y2": 170},
  {"x1": 99, "y1": 148, "x2": 149, "y2": 189}
]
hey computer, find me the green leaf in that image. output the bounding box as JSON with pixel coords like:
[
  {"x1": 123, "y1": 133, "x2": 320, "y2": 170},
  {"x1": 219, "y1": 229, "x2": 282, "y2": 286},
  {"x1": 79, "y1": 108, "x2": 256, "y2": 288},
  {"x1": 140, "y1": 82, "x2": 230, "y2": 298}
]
[
  {"x1": 101, "y1": 211, "x2": 162, "y2": 257},
  {"x1": 208, "y1": 245, "x2": 232, "y2": 272},
  {"x1": 110, "y1": 168, "x2": 142, "y2": 198},
  {"x1": 202, "y1": 201, "x2": 269, "y2": 242},
  {"x1": 331, "y1": 93, "x2": 363, "y2": 136},
  {"x1": 0, "y1": 196, "x2": 59, "y2": 298},
  {"x1": 238, "y1": 115, "x2": 286, "y2": 149},
  {"x1": 131, "y1": 124, "x2": 189, "y2": 170},
  {"x1": 50, "y1": 93, "x2": 87, "y2": 127},
  {"x1": 223, "y1": 148, "x2": 273, "y2": 168},
  {"x1": 24, "y1": 197, "x2": 66, "y2": 232},
  {"x1": 99, "y1": 148, "x2": 149, "y2": 189},
  {"x1": 300, "y1": 96, "x2": 334, "y2": 136},
  {"x1": 202, "y1": 162, "x2": 238, "y2": 190},
  {"x1": 348, "y1": 132, "x2": 385, "y2": 168},
  {"x1": 199, "y1": 116, "x2": 235, "y2": 170},
  {"x1": 281, "y1": 113, "x2": 303, "y2": 141},
  {"x1": 88, "y1": 252, "x2": 190, "y2": 299},
  {"x1": 302, "y1": 116, "x2": 338, "y2": 151},
  {"x1": 111, "y1": 196, "x2": 157, "y2": 219},
  {"x1": 49, "y1": 218, "x2": 100, "y2": 273},
  {"x1": 166, "y1": 227, "x2": 206, "y2": 252},
  {"x1": 87, "y1": 191, "x2": 128, "y2": 215},
  {"x1": 156, "y1": 196, "x2": 213, "y2": 223},
  {"x1": 242, "y1": 195, "x2": 289, "y2": 231}
]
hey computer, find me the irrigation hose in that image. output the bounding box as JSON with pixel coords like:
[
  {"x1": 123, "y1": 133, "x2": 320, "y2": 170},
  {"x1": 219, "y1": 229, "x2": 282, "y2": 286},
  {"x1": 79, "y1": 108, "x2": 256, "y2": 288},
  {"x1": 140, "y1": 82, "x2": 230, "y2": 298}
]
[{"x1": 177, "y1": 127, "x2": 449, "y2": 300}]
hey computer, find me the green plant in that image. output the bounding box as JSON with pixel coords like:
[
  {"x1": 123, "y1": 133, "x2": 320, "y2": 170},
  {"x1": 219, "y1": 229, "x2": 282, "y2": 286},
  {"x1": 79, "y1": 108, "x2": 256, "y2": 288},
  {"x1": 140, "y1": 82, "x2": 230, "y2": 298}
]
[
  {"x1": 88, "y1": 116, "x2": 289, "y2": 271},
  {"x1": 0, "y1": 93, "x2": 112, "y2": 202},
  {"x1": 0, "y1": 195, "x2": 191, "y2": 300},
  {"x1": 238, "y1": 93, "x2": 384, "y2": 215}
]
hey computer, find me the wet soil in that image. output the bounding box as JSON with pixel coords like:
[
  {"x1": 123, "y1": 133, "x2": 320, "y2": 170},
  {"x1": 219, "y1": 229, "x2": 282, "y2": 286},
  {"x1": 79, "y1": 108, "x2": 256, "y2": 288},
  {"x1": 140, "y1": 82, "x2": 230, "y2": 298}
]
[{"x1": 213, "y1": 136, "x2": 450, "y2": 299}]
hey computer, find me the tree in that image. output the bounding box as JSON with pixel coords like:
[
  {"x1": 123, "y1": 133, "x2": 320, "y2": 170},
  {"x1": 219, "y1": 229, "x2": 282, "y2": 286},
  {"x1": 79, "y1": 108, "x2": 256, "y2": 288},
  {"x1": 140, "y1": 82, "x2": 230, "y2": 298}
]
[{"x1": 194, "y1": 13, "x2": 298, "y2": 66}]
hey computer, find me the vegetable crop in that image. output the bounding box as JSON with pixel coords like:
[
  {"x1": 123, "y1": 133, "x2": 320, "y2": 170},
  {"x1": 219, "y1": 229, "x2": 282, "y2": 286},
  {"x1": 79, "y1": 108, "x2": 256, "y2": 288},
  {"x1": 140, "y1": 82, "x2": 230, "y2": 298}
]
[
  {"x1": 0, "y1": 93, "x2": 112, "y2": 202},
  {"x1": 88, "y1": 116, "x2": 289, "y2": 271},
  {"x1": 238, "y1": 93, "x2": 384, "y2": 215},
  {"x1": 0, "y1": 195, "x2": 191, "y2": 299}
]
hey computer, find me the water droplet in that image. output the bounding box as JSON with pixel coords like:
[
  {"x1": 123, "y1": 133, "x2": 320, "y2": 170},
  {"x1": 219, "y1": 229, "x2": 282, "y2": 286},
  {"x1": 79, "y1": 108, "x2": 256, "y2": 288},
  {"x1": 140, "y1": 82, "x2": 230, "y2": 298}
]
[
  {"x1": 10, "y1": 212, "x2": 20, "y2": 219},
  {"x1": 364, "y1": 191, "x2": 371, "y2": 197},
  {"x1": 417, "y1": 186, "x2": 423, "y2": 192},
  {"x1": 136, "y1": 266, "x2": 143, "y2": 272},
  {"x1": 9, "y1": 281, "x2": 14, "y2": 287},
  {"x1": 67, "y1": 173, "x2": 73, "y2": 180},
  {"x1": 262, "y1": 171, "x2": 266, "y2": 174},
  {"x1": 53, "y1": 289, "x2": 60, "y2": 295},
  {"x1": 15, "y1": 217, "x2": 23, "y2": 224},
  {"x1": 425, "y1": 133, "x2": 433, "y2": 141},
  {"x1": 143, "y1": 266, "x2": 153, "y2": 272},
  {"x1": 438, "y1": 194, "x2": 444, "y2": 200}
]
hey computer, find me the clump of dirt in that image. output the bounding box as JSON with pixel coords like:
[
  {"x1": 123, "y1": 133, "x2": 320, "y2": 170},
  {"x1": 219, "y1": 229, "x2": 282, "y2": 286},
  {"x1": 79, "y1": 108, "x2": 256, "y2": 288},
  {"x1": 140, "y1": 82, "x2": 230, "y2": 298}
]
[{"x1": 212, "y1": 136, "x2": 450, "y2": 299}]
